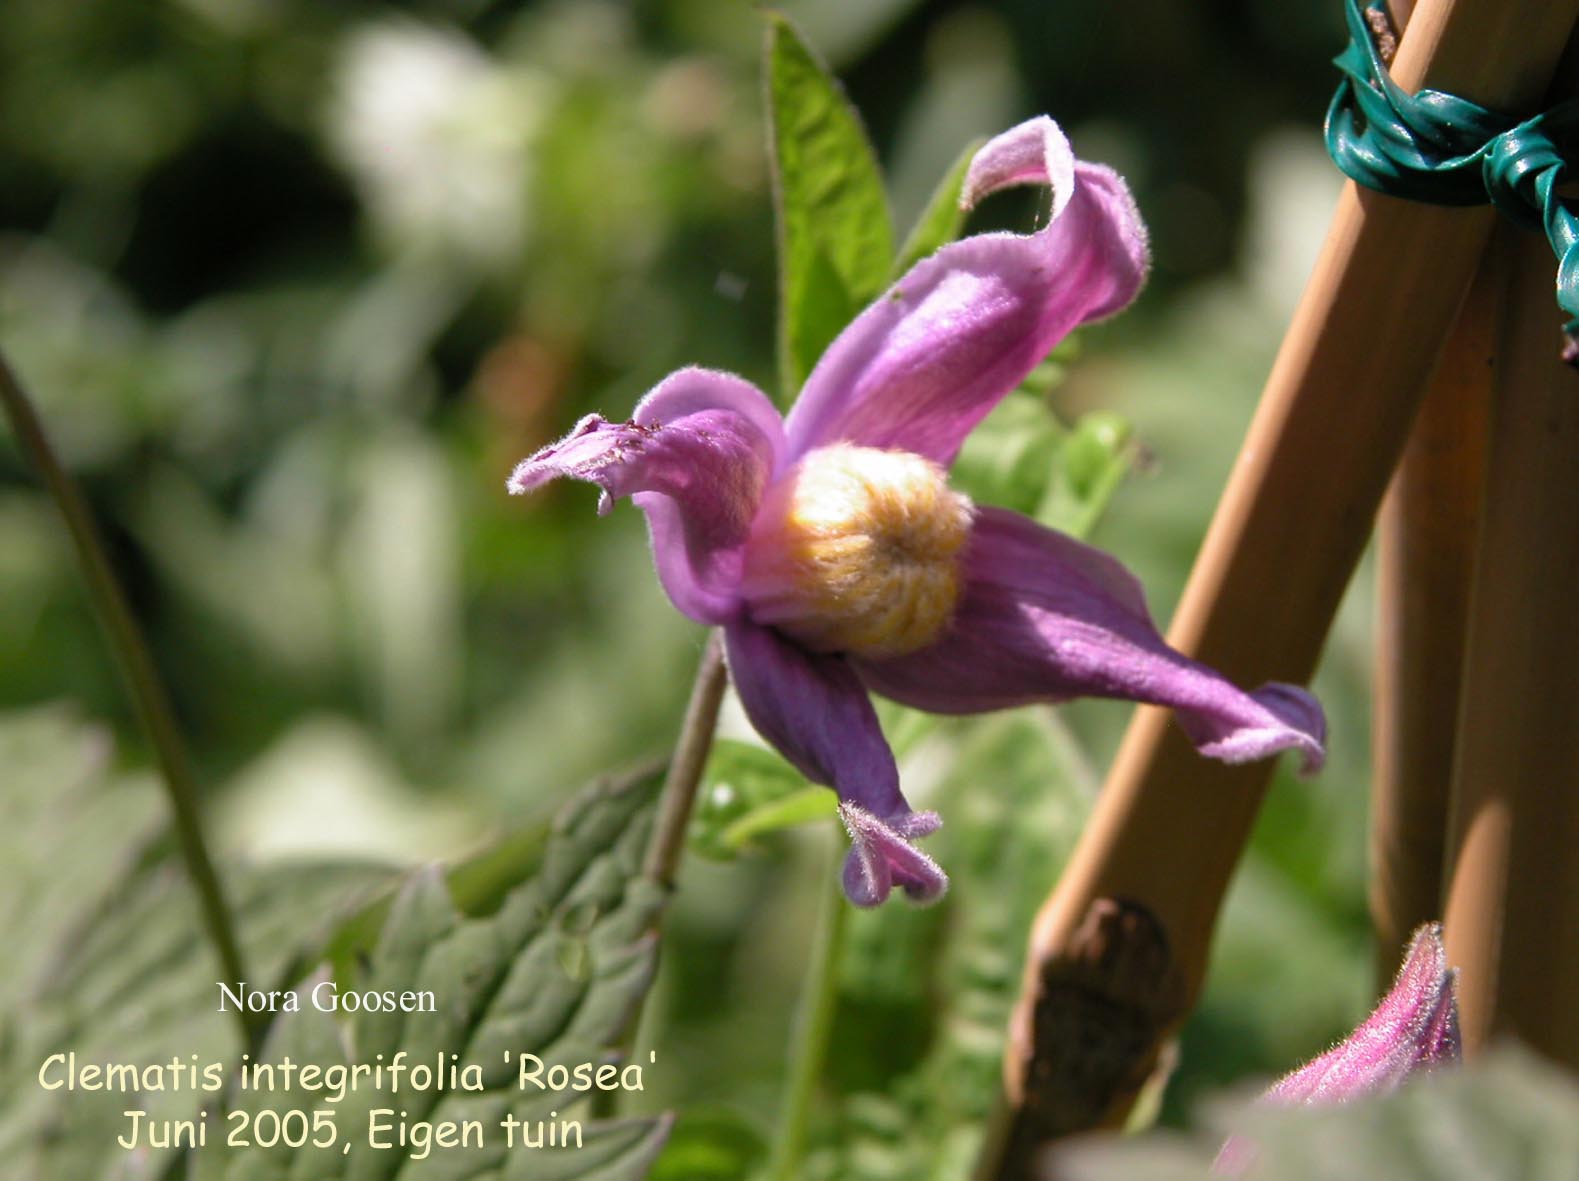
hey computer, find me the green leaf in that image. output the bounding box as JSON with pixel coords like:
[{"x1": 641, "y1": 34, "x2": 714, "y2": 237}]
[
  {"x1": 649, "y1": 1107, "x2": 768, "y2": 1180},
  {"x1": 688, "y1": 739, "x2": 812, "y2": 860},
  {"x1": 767, "y1": 12, "x2": 894, "y2": 398},
  {"x1": 1037, "y1": 410, "x2": 1135, "y2": 540},
  {"x1": 826, "y1": 711, "x2": 1102, "y2": 1179},
  {"x1": 891, "y1": 139, "x2": 984, "y2": 279},
  {"x1": 718, "y1": 786, "x2": 837, "y2": 851},
  {"x1": 0, "y1": 705, "x2": 166, "y2": 1014},
  {"x1": 949, "y1": 389, "x2": 1068, "y2": 518},
  {"x1": 948, "y1": 345, "x2": 1134, "y2": 544},
  {"x1": 199, "y1": 767, "x2": 669, "y2": 1180},
  {"x1": 307, "y1": 808, "x2": 559, "y2": 983},
  {"x1": 1063, "y1": 1045, "x2": 1579, "y2": 1181},
  {"x1": 0, "y1": 708, "x2": 668, "y2": 1181},
  {"x1": 0, "y1": 708, "x2": 395, "y2": 1180}
]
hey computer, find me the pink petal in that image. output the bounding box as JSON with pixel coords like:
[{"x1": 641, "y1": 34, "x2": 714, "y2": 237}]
[
  {"x1": 508, "y1": 368, "x2": 784, "y2": 624},
  {"x1": 723, "y1": 619, "x2": 904, "y2": 815},
  {"x1": 850, "y1": 508, "x2": 1326, "y2": 773},
  {"x1": 1215, "y1": 925, "x2": 1461, "y2": 1174},
  {"x1": 839, "y1": 802, "x2": 947, "y2": 907},
  {"x1": 723, "y1": 620, "x2": 945, "y2": 905},
  {"x1": 1265, "y1": 924, "x2": 1460, "y2": 1104},
  {"x1": 781, "y1": 116, "x2": 1148, "y2": 466}
]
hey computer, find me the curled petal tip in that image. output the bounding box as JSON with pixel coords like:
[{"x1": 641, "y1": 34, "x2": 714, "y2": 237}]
[
  {"x1": 839, "y1": 802, "x2": 947, "y2": 907},
  {"x1": 506, "y1": 414, "x2": 609, "y2": 495},
  {"x1": 1189, "y1": 682, "x2": 1328, "y2": 776},
  {"x1": 505, "y1": 377, "x2": 784, "y2": 624},
  {"x1": 960, "y1": 116, "x2": 1076, "y2": 214},
  {"x1": 783, "y1": 116, "x2": 1148, "y2": 466}
]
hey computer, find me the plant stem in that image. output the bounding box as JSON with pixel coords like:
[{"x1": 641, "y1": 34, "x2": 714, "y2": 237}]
[
  {"x1": 605, "y1": 631, "x2": 726, "y2": 1118},
  {"x1": 643, "y1": 629, "x2": 729, "y2": 887},
  {"x1": 0, "y1": 348, "x2": 258, "y2": 1049},
  {"x1": 768, "y1": 827, "x2": 848, "y2": 1181}
]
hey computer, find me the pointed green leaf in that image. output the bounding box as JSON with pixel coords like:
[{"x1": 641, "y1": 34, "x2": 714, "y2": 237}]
[
  {"x1": 201, "y1": 768, "x2": 669, "y2": 1180},
  {"x1": 892, "y1": 139, "x2": 984, "y2": 279},
  {"x1": 767, "y1": 13, "x2": 894, "y2": 397}
]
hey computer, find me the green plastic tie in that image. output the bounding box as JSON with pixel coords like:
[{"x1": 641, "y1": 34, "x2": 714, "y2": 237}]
[{"x1": 1327, "y1": 0, "x2": 1579, "y2": 345}]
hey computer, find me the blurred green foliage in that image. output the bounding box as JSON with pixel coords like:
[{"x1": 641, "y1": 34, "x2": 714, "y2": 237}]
[
  {"x1": 0, "y1": 0, "x2": 1385, "y2": 1176},
  {"x1": 1063, "y1": 1045, "x2": 1579, "y2": 1180}
]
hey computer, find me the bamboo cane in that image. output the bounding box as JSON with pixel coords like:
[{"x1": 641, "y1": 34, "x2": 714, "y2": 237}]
[
  {"x1": 984, "y1": 0, "x2": 1579, "y2": 1171},
  {"x1": 1371, "y1": 239, "x2": 1498, "y2": 980},
  {"x1": 1441, "y1": 224, "x2": 1579, "y2": 1067}
]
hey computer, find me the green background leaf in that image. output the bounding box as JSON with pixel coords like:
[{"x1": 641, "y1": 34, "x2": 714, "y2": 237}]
[
  {"x1": 688, "y1": 739, "x2": 816, "y2": 860},
  {"x1": 891, "y1": 138, "x2": 983, "y2": 278},
  {"x1": 767, "y1": 12, "x2": 894, "y2": 397},
  {"x1": 0, "y1": 709, "x2": 393, "y2": 1181},
  {"x1": 0, "y1": 708, "x2": 670, "y2": 1181},
  {"x1": 1062, "y1": 1046, "x2": 1579, "y2": 1181},
  {"x1": 198, "y1": 767, "x2": 669, "y2": 1180}
]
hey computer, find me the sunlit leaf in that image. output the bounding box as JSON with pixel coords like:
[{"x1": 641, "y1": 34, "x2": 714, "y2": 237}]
[
  {"x1": 0, "y1": 709, "x2": 392, "y2": 1181},
  {"x1": 199, "y1": 767, "x2": 670, "y2": 1179},
  {"x1": 950, "y1": 389, "x2": 1068, "y2": 518},
  {"x1": 766, "y1": 12, "x2": 894, "y2": 397},
  {"x1": 891, "y1": 139, "x2": 983, "y2": 278},
  {"x1": 719, "y1": 785, "x2": 838, "y2": 852},
  {"x1": 0, "y1": 708, "x2": 669, "y2": 1181}
]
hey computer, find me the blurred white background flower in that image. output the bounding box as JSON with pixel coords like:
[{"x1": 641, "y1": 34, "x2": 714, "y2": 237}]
[{"x1": 327, "y1": 20, "x2": 550, "y2": 268}]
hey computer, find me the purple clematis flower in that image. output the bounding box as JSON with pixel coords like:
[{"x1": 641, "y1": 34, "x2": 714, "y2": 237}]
[
  {"x1": 1215, "y1": 923, "x2": 1461, "y2": 1174},
  {"x1": 509, "y1": 117, "x2": 1326, "y2": 906}
]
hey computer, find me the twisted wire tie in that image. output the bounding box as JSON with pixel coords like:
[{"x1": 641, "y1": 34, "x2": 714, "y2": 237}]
[{"x1": 1326, "y1": 0, "x2": 1579, "y2": 363}]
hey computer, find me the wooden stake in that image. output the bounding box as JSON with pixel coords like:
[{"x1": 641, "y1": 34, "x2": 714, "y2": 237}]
[
  {"x1": 1371, "y1": 237, "x2": 1498, "y2": 980},
  {"x1": 1441, "y1": 225, "x2": 1579, "y2": 1067},
  {"x1": 985, "y1": 0, "x2": 1579, "y2": 1171}
]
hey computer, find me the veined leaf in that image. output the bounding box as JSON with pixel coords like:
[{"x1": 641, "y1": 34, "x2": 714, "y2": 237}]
[
  {"x1": 199, "y1": 767, "x2": 670, "y2": 1180},
  {"x1": 0, "y1": 708, "x2": 668, "y2": 1181},
  {"x1": 0, "y1": 706, "x2": 393, "y2": 1181},
  {"x1": 766, "y1": 13, "x2": 894, "y2": 398}
]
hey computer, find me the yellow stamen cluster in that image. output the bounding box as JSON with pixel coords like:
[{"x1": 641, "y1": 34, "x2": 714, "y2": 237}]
[{"x1": 741, "y1": 443, "x2": 973, "y2": 659}]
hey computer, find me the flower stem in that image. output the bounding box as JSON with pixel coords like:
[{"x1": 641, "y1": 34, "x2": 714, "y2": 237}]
[
  {"x1": 643, "y1": 629, "x2": 728, "y2": 887},
  {"x1": 0, "y1": 348, "x2": 258, "y2": 1050},
  {"x1": 768, "y1": 826, "x2": 847, "y2": 1181}
]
